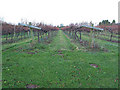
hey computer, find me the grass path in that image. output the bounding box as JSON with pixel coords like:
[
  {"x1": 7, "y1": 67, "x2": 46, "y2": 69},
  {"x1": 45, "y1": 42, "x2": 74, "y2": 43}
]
[{"x1": 49, "y1": 30, "x2": 76, "y2": 51}]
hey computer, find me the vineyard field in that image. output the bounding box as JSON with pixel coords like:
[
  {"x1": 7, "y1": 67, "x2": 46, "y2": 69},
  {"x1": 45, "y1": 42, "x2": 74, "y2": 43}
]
[{"x1": 2, "y1": 30, "x2": 118, "y2": 88}]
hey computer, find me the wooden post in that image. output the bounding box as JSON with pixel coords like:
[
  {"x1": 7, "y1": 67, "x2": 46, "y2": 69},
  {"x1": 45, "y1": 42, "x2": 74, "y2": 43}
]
[
  {"x1": 110, "y1": 30, "x2": 113, "y2": 41},
  {"x1": 91, "y1": 28, "x2": 95, "y2": 48},
  {"x1": 45, "y1": 32, "x2": 48, "y2": 40},
  {"x1": 20, "y1": 26, "x2": 22, "y2": 40},
  {"x1": 28, "y1": 30, "x2": 30, "y2": 38},
  {"x1": 6, "y1": 35, "x2": 8, "y2": 41},
  {"x1": 89, "y1": 23, "x2": 94, "y2": 48},
  {"x1": 24, "y1": 31, "x2": 26, "y2": 39},
  {"x1": 30, "y1": 28, "x2": 34, "y2": 41},
  {"x1": 48, "y1": 31, "x2": 50, "y2": 38},
  {"x1": 14, "y1": 25, "x2": 16, "y2": 42},
  {"x1": 40, "y1": 31, "x2": 43, "y2": 41},
  {"x1": 79, "y1": 30, "x2": 81, "y2": 41},
  {"x1": 75, "y1": 31, "x2": 77, "y2": 39},
  {"x1": 89, "y1": 29, "x2": 92, "y2": 48},
  {"x1": 29, "y1": 22, "x2": 34, "y2": 46},
  {"x1": 38, "y1": 31, "x2": 40, "y2": 43}
]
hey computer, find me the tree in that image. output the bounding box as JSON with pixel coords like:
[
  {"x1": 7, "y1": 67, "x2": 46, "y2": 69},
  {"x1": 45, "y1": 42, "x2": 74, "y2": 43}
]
[
  {"x1": 99, "y1": 20, "x2": 111, "y2": 25},
  {"x1": 102, "y1": 20, "x2": 105, "y2": 25},
  {"x1": 99, "y1": 22, "x2": 102, "y2": 25},
  {"x1": 112, "y1": 20, "x2": 116, "y2": 24}
]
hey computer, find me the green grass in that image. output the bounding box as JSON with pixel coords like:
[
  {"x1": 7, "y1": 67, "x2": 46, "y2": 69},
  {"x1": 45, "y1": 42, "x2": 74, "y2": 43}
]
[{"x1": 2, "y1": 30, "x2": 118, "y2": 88}]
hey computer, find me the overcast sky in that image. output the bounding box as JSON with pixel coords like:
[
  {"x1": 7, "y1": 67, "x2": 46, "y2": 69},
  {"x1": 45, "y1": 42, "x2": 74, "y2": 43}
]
[{"x1": 0, "y1": 0, "x2": 119, "y2": 26}]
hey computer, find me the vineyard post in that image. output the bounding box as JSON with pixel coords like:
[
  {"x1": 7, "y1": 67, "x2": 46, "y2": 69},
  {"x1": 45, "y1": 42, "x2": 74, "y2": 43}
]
[
  {"x1": 11, "y1": 32, "x2": 13, "y2": 42},
  {"x1": 91, "y1": 24, "x2": 95, "y2": 48},
  {"x1": 75, "y1": 30, "x2": 77, "y2": 39},
  {"x1": 76, "y1": 28, "x2": 78, "y2": 40},
  {"x1": 41, "y1": 32, "x2": 43, "y2": 41},
  {"x1": 29, "y1": 22, "x2": 34, "y2": 46},
  {"x1": 70, "y1": 29, "x2": 72, "y2": 37},
  {"x1": 92, "y1": 28, "x2": 95, "y2": 48},
  {"x1": 45, "y1": 32, "x2": 48, "y2": 40},
  {"x1": 24, "y1": 31, "x2": 26, "y2": 39},
  {"x1": 89, "y1": 26, "x2": 92, "y2": 48},
  {"x1": 74, "y1": 30, "x2": 76, "y2": 39},
  {"x1": 79, "y1": 30, "x2": 82, "y2": 41},
  {"x1": 8, "y1": 34, "x2": 9, "y2": 41},
  {"x1": 71, "y1": 30, "x2": 73, "y2": 37},
  {"x1": 97, "y1": 30, "x2": 99, "y2": 38},
  {"x1": 6, "y1": 34, "x2": 8, "y2": 41},
  {"x1": 48, "y1": 31, "x2": 49, "y2": 38},
  {"x1": 38, "y1": 31, "x2": 40, "y2": 43},
  {"x1": 50, "y1": 30, "x2": 51, "y2": 38},
  {"x1": 44, "y1": 32, "x2": 46, "y2": 40},
  {"x1": 20, "y1": 26, "x2": 22, "y2": 40},
  {"x1": 34, "y1": 31, "x2": 36, "y2": 36},
  {"x1": 110, "y1": 28, "x2": 113, "y2": 41},
  {"x1": 104, "y1": 27, "x2": 107, "y2": 39},
  {"x1": 14, "y1": 25, "x2": 16, "y2": 42},
  {"x1": 42, "y1": 32, "x2": 44, "y2": 40},
  {"x1": 27, "y1": 30, "x2": 30, "y2": 38},
  {"x1": 72, "y1": 30, "x2": 74, "y2": 39},
  {"x1": 70, "y1": 30, "x2": 72, "y2": 37},
  {"x1": 69, "y1": 30, "x2": 70, "y2": 35},
  {"x1": 42, "y1": 33, "x2": 45, "y2": 41},
  {"x1": 105, "y1": 27, "x2": 107, "y2": 36},
  {"x1": 40, "y1": 32, "x2": 42, "y2": 41}
]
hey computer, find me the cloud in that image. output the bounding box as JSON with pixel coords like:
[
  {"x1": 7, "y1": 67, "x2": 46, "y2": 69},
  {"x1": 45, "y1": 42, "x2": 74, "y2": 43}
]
[{"x1": 0, "y1": 0, "x2": 119, "y2": 25}]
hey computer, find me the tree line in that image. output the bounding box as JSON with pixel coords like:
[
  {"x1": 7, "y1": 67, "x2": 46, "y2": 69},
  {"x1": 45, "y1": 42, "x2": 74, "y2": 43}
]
[{"x1": 99, "y1": 20, "x2": 116, "y2": 25}]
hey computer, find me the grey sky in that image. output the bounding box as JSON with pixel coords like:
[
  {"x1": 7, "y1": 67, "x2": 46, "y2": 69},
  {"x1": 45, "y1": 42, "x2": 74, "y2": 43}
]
[{"x1": 0, "y1": 0, "x2": 119, "y2": 26}]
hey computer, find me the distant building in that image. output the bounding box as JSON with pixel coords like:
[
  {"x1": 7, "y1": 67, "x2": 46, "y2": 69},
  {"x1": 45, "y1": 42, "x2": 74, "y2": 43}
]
[{"x1": 60, "y1": 24, "x2": 64, "y2": 27}]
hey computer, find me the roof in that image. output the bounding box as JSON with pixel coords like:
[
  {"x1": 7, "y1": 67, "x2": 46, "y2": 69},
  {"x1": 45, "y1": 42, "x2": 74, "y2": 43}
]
[
  {"x1": 18, "y1": 23, "x2": 41, "y2": 30},
  {"x1": 80, "y1": 25, "x2": 104, "y2": 31}
]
